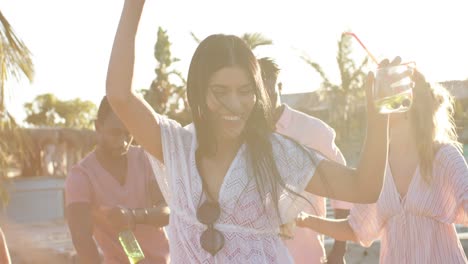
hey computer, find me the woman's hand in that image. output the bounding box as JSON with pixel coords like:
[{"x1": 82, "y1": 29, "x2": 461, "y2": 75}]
[
  {"x1": 295, "y1": 212, "x2": 312, "y2": 229},
  {"x1": 296, "y1": 212, "x2": 357, "y2": 242}
]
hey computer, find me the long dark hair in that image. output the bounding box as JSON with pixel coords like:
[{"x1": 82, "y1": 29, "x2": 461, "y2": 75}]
[{"x1": 187, "y1": 34, "x2": 320, "y2": 223}]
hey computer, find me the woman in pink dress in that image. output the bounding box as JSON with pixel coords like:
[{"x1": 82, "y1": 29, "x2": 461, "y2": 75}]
[
  {"x1": 297, "y1": 70, "x2": 468, "y2": 263},
  {"x1": 104, "y1": 0, "x2": 406, "y2": 263}
]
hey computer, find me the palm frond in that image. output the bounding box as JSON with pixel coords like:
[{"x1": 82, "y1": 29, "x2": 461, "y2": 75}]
[
  {"x1": 241, "y1": 33, "x2": 273, "y2": 50},
  {"x1": 349, "y1": 57, "x2": 369, "y2": 85},
  {"x1": 0, "y1": 10, "x2": 35, "y2": 111},
  {"x1": 0, "y1": 11, "x2": 35, "y2": 201},
  {"x1": 300, "y1": 54, "x2": 332, "y2": 88},
  {"x1": 190, "y1": 32, "x2": 202, "y2": 44}
]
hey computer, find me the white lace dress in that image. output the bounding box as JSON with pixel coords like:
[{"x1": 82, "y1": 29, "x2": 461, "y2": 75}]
[{"x1": 147, "y1": 116, "x2": 324, "y2": 264}]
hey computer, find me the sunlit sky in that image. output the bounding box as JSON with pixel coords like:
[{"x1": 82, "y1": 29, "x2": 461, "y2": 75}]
[{"x1": 2, "y1": 0, "x2": 468, "y2": 122}]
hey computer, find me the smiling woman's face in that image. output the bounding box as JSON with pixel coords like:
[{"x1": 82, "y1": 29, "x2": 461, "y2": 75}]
[{"x1": 205, "y1": 66, "x2": 257, "y2": 140}]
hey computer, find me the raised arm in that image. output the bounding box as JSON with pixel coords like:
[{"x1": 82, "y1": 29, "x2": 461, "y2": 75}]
[
  {"x1": 106, "y1": 0, "x2": 163, "y2": 161},
  {"x1": 307, "y1": 70, "x2": 389, "y2": 204}
]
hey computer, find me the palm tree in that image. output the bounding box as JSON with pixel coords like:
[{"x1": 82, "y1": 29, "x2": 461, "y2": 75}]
[
  {"x1": 0, "y1": 10, "x2": 34, "y2": 112},
  {"x1": 301, "y1": 33, "x2": 368, "y2": 142},
  {"x1": 190, "y1": 32, "x2": 273, "y2": 50},
  {"x1": 143, "y1": 27, "x2": 191, "y2": 125},
  {"x1": 0, "y1": 10, "x2": 35, "y2": 198}
]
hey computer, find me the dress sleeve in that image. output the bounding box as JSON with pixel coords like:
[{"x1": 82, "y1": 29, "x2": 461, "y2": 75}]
[
  {"x1": 65, "y1": 165, "x2": 93, "y2": 206},
  {"x1": 348, "y1": 202, "x2": 385, "y2": 247},
  {"x1": 299, "y1": 117, "x2": 353, "y2": 211},
  {"x1": 443, "y1": 145, "x2": 468, "y2": 225},
  {"x1": 329, "y1": 199, "x2": 353, "y2": 211},
  {"x1": 272, "y1": 134, "x2": 325, "y2": 224},
  {"x1": 145, "y1": 115, "x2": 191, "y2": 207}
]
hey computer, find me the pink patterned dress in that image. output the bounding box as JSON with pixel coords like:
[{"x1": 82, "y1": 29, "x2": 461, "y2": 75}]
[
  {"x1": 349, "y1": 144, "x2": 468, "y2": 263},
  {"x1": 147, "y1": 116, "x2": 324, "y2": 263}
]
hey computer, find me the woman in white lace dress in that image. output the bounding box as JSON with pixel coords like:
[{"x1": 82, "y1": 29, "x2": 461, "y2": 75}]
[{"x1": 105, "y1": 1, "x2": 399, "y2": 263}]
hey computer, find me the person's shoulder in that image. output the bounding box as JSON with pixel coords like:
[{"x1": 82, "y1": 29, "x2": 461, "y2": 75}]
[
  {"x1": 128, "y1": 145, "x2": 144, "y2": 155},
  {"x1": 271, "y1": 133, "x2": 295, "y2": 154},
  {"x1": 271, "y1": 133, "x2": 315, "y2": 156},
  {"x1": 435, "y1": 143, "x2": 463, "y2": 160},
  {"x1": 69, "y1": 151, "x2": 96, "y2": 174},
  {"x1": 66, "y1": 151, "x2": 96, "y2": 188},
  {"x1": 271, "y1": 132, "x2": 294, "y2": 145},
  {"x1": 128, "y1": 145, "x2": 154, "y2": 162},
  {"x1": 432, "y1": 143, "x2": 467, "y2": 186},
  {"x1": 184, "y1": 123, "x2": 195, "y2": 132},
  {"x1": 158, "y1": 117, "x2": 193, "y2": 145},
  {"x1": 158, "y1": 115, "x2": 192, "y2": 137},
  {"x1": 434, "y1": 143, "x2": 466, "y2": 170},
  {"x1": 270, "y1": 133, "x2": 324, "y2": 172},
  {"x1": 285, "y1": 104, "x2": 335, "y2": 134}
]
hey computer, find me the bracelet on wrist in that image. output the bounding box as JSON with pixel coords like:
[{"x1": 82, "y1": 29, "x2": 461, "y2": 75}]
[
  {"x1": 132, "y1": 208, "x2": 149, "y2": 224},
  {"x1": 119, "y1": 207, "x2": 136, "y2": 230}
]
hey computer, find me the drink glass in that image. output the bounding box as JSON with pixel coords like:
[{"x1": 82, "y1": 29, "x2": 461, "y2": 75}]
[
  {"x1": 374, "y1": 62, "x2": 415, "y2": 113},
  {"x1": 343, "y1": 32, "x2": 416, "y2": 114}
]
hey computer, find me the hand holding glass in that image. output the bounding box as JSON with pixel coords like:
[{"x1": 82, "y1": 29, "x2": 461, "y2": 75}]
[
  {"x1": 374, "y1": 62, "x2": 415, "y2": 113},
  {"x1": 343, "y1": 32, "x2": 415, "y2": 114}
]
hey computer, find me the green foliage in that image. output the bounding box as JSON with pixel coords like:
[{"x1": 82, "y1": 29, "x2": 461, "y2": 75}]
[
  {"x1": 0, "y1": 113, "x2": 36, "y2": 203},
  {"x1": 24, "y1": 93, "x2": 97, "y2": 129},
  {"x1": 0, "y1": 10, "x2": 35, "y2": 203},
  {"x1": 301, "y1": 33, "x2": 369, "y2": 141},
  {"x1": 141, "y1": 27, "x2": 191, "y2": 125},
  {"x1": 0, "y1": 10, "x2": 34, "y2": 112},
  {"x1": 240, "y1": 33, "x2": 273, "y2": 50}
]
